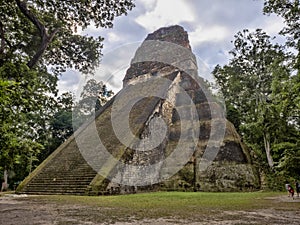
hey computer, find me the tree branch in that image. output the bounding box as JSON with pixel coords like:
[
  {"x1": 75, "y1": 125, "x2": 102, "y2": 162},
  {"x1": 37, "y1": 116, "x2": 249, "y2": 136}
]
[
  {"x1": 27, "y1": 28, "x2": 60, "y2": 68},
  {"x1": 15, "y1": 0, "x2": 47, "y2": 38},
  {"x1": 15, "y1": 0, "x2": 60, "y2": 68},
  {"x1": 0, "y1": 21, "x2": 5, "y2": 56}
]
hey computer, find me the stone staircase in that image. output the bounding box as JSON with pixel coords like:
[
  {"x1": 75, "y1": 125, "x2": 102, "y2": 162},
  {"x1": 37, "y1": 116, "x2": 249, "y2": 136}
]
[{"x1": 19, "y1": 137, "x2": 98, "y2": 195}]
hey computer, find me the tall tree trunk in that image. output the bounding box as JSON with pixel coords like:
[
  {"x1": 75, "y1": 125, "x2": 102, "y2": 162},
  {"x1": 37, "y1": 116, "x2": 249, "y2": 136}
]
[
  {"x1": 263, "y1": 132, "x2": 274, "y2": 168},
  {"x1": 1, "y1": 169, "x2": 8, "y2": 191}
]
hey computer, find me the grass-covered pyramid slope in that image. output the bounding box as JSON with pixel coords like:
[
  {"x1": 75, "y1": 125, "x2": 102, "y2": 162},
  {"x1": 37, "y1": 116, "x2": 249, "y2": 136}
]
[{"x1": 17, "y1": 25, "x2": 259, "y2": 195}]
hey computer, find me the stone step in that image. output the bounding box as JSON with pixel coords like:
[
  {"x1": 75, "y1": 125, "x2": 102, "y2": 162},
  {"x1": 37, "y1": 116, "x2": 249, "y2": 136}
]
[
  {"x1": 28, "y1": 176, "x2": 96, "y2": 184},
  {"x1": 37, "y1": 173, "x2": 93, "y2": 177},
  {"x1": 40, "y1": 169, "x2": 96, "y2": 172},
  {"x1": 22, "y1": 184, "x2": 89, "y2": 190},
  {"x1": 32, "y1": 176, "x2": 95, "y2": 179},
  {"x1": 32, "y1": 174, "x2": 96, "y2": 178},
  {"x1": 20, "y1": 140, "x2": 100, "y2": 195},
  {"x1": 20, "y1": 192, "x2": 85, "y2": 195},
  {"x1": 26, "y1": 182, "x2": 91, "y2": 186},
  {"x1": 39, "y1": 169, "x2": 96, "y2": 173},
  {"x1": 30, "y1": 178, "x2": 94, "y2": 183},
  {"x1": 26, "y1": 184, "x2": 89, "y2": 190},
  {"x1": 27, "y1": 180, "x2": 91, "y2": 184},
  {"x1": 23, "y1": 188, "x2": 88, "y2": 193},
  {"x1": 19, "y1": 190, "x2": 87, "y2": 195}
]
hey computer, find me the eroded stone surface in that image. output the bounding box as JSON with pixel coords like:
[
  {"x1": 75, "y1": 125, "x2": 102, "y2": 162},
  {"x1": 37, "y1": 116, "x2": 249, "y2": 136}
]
[{"x1": 17, "y1": 25, "x2": 259, "y2": 195}]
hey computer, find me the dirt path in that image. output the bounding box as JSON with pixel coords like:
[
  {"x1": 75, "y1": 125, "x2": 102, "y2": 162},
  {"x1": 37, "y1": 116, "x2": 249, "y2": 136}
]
[{"x1": 0, "y1": 193, "x2": 299, "y2": 225}]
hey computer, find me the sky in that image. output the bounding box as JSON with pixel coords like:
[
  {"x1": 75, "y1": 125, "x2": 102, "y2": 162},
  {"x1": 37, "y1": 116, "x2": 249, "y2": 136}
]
[{"x1": 57, "y1": 0, "x2": 284, "y2": 98}]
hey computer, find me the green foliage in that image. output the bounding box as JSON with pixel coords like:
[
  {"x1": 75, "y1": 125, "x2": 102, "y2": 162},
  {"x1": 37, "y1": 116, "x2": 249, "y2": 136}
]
[
  {"x1": 263, "y1": 0, "x2": 300, "y2": 45},
  {"x1": 37, "y1": 92, "x2": 76, "y2": 161},
  {"x1": 0, "y1": 0, "x2": 135, "y2": 73},
  {"x1": 178, "y1": 166, "x2": 194, "y2": 185},
  {"x1": 225, "y1": 104, "x2": 241, "y2": 132},
  {"x1": 213, "y1": 25, "x2": 300, "y2": 182},
  {"x1": 275, "y1": 142, "x2": 300, "y2": 178},
  {"x1": 213, "y1": 29, "x2": 288, "y2": 168},
  {"x1": 211, "y1": 1, "x2": 300, "y2": 187},
  {"x1": 0, "y1": 62, "x2": 48, "y2": 170},
  {"x1": 264, "y1": 173, "x2": 287, "y2": 191},
  {"x1": 264, "y1": 0, "x2": 300, "y2": 68},
  {"x1": 0, "y1": 0, "x2": 134, "y2": 185}
]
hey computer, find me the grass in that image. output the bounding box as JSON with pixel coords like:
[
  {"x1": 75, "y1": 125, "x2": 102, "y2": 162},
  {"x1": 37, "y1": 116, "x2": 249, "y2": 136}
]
[{"x1": 34, "y1": 191, "x2": 298, "y2": 223}]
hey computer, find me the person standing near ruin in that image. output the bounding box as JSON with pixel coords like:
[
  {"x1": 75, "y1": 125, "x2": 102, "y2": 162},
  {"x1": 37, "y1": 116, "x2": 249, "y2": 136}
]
[
  {"x1": 288, "y1": 185, "x2": 295, "y2": 199},
  {"x1": 285, "y1": 181, "x2": 291, "y2": 197}
]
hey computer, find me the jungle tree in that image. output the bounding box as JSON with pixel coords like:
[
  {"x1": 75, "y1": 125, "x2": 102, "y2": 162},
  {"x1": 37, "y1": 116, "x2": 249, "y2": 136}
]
[{"x1": 0, "y1": 0, "x2": 135, "y2": 186}]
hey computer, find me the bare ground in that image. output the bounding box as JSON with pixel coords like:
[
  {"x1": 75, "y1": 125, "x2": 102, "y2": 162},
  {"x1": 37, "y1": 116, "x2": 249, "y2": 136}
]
[{"x1": 0, "y1": 193, "x2": 299, "y2": 225}]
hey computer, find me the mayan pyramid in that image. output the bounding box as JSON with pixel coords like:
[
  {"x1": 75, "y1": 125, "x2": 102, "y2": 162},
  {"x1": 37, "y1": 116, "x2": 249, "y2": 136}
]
[{"x1": 17, "y1": 25, "x2": 259, "y2": 195}]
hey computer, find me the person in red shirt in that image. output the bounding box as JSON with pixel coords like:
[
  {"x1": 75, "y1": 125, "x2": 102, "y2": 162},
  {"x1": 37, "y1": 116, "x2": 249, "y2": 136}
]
[{"x1": 288, "y1": 185, "x2": 295, "y2": 199}]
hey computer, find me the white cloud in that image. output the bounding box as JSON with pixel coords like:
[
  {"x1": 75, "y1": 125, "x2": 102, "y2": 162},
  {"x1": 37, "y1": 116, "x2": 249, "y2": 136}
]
[
  {"x1": 136, "y1": 0, "x2": 195, "y2": 31},
  {"x1": 189, "y1": 26, "x2": 230, "y2": 46},
  {"x1": 137, "y1": 0, "x2": 158, "y2": 12},
  {"x1": 259, "y1": 15, "x2": 284, "y2": 37},
  {"x1": 107, "y1": 32, "x2": 122, "y2": 43},
  {"x1": 57, "y1": 69, "x2": 81, "y2": 97},
  {"x1": 94, "y1": 42, "x2": 142, "y2": 93}
]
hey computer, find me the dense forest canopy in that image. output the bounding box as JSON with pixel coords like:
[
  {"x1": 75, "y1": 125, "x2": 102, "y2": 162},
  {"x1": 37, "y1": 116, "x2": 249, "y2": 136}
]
[{"x1": 213, "y1": 0, "x2": 300, "y2": 187}]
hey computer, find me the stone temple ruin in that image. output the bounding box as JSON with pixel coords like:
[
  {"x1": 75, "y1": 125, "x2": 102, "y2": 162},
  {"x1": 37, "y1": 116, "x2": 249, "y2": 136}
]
[{"x1": 17, "y1": 25, "x2": 259, "y2": 195}]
